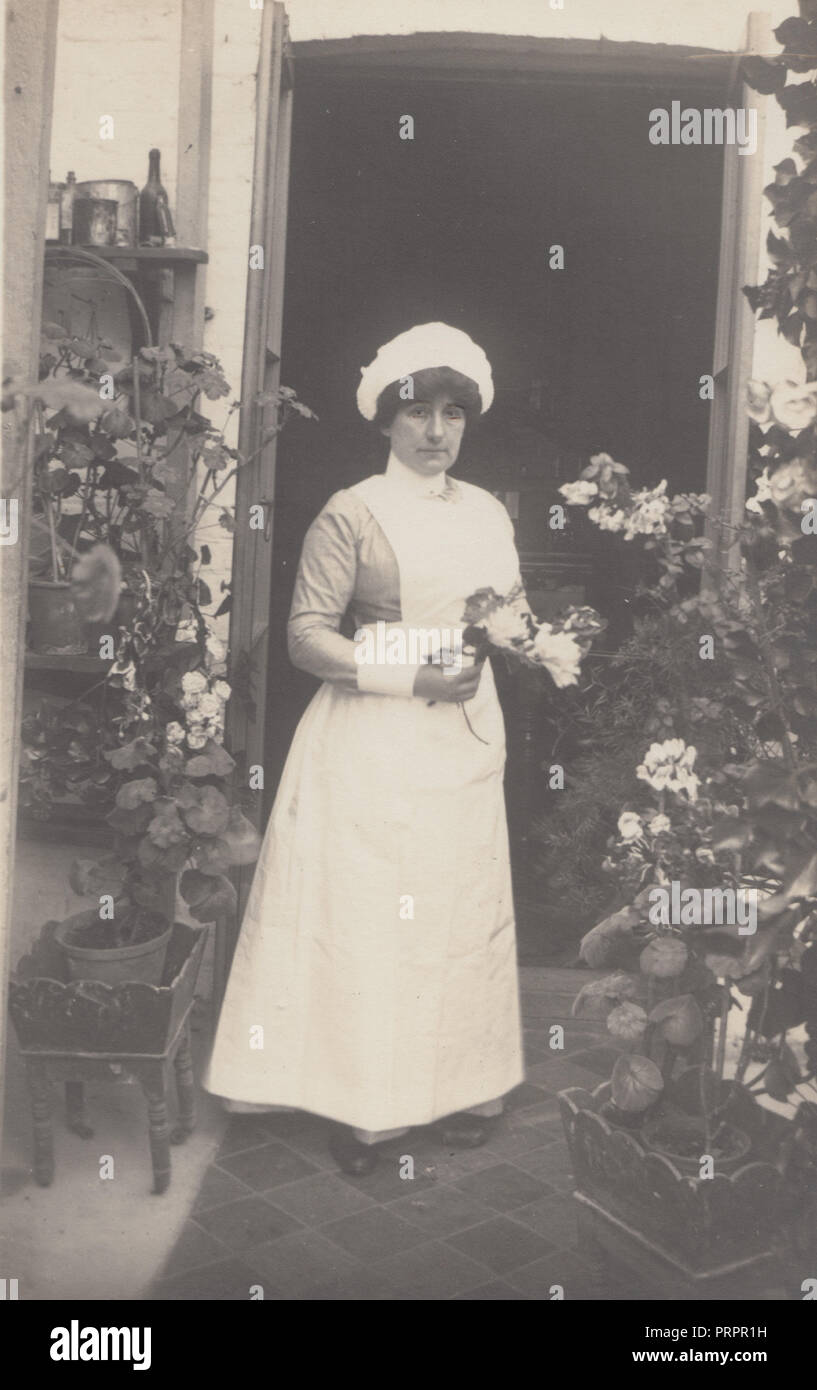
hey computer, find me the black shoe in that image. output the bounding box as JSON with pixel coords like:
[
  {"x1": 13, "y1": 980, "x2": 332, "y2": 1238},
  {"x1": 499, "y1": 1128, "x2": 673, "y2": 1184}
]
[
  {"x1": 436, "y1": 1112, "x2": 499, "y2": 1149},
  {"x1": 328, "y1": 1124, "x2": 379, "y2": 1176}
]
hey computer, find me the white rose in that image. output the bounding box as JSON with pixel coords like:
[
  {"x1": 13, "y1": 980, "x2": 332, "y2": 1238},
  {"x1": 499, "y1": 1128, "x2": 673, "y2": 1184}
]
[
  {"x1": 746, "y1": 380, "x2": 772, "y2": 426},
  {"x1": 196, "y1": 692, "x2": 221, "y2": 718},
  {"x1": 213, "y1": 680, "x2": 232, "y2": 701},
  {"x1": 648, "y1": 813, "x2": 671, "y2": 835},
  {"x1": 186, "y1": 731, "x2": 208, "y2": 750},
  {"x1": 636, "y1": 739, "x2": 699, "y2": 800},
  {"x1": 165, "y1": 721, "x2": 185, "y2": 745},
  {"x1": 617, "y1": 811, "x2": 643, "y2": 842},
  {"x1": 181, "y1": 670, "x2": 208, "y2": 694},
  {"x1": 531, "y1": 627, "x2": 583, "y2": 688},
  {"x1": 558, "y1": 480, "x2": 598, "y2": 506},
  {"x1": 769, "y1": 381, "x2": 817, "y2": 432},
  {"x1": 746, "y1": 467, "x2": 772, "y2": 514},
  {"x1": 588, "y1": 506, "x2": 627, "y2": 534},
  {"x1": 483, "y1": 604, "x2": 532, "y2": 647},
  {"x1": 768, "y1": 459, "x2": 815, "y2": 513},
  {"x1": 623, "y1": 481, "x2": 670, "y2": 539}
]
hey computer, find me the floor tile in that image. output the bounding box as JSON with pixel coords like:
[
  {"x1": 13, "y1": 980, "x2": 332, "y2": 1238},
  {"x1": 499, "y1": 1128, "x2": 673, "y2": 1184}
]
[
  {"x1": 505, "y1": 1249, "x2": 600, "y2": 1300},
  {"x1": 264, "y1": 1172, "x2": 378, "y2": 1225},
  {"x1": 372, "y1": 1241, "x2": 492, "y2": 1299},
  {"x1": 218, "y1": 1140, "x2": 320, "y2": 1191},
  {"x1": 452, "y1": 1162, "x2": 553, "y2": 1213},
  {"x1": 192, "y1": 1165, "x2": 253, "y2": 1213},
  {"x1": 195, "y1": 1194, "x2": 302, "y2": 1251},
  {"x1": 512, "y1": 1193, "x2": 579, "y2": 1248},
  {"x1": 527, "y1": 1059, "x2": 605, "y2": 1092},
  {"x1": 453, "y1": 1281, "x2": 529, "y2": 1300},
  {"x1": 445, "y1": 1215, "x2": 555, "y2": 1273},
  {"x1": 159, "y1": 1220, "x2": 227, "y2": 1278},
  {"x1": 256, "y1": 1113, "x2": 337, "y2": 1170},
  {"x1": 567, "y1": 1046, "x2": 620, "y2": 1077},
  {"x1": 412, "y1": 1144, "x2": 505, "y2": 1183},
  {"x1": 321, "y1": 1204, "x2": 429, "y2": 1261},
  {"x1": 151, "y1": 1257, "x2": 268, "y2": 1301},
  {"x1": 388, "y1": 1184, "x2": 490, "y2": 1237},
  {"x1": 251, "y1": 1228, "x2": 364, "y2": 1297},
  {"x1": 559, "y1": 1028, "x2": 609, "y2": 1055},
  {"x1": 216, "y1": 1117, "x2": 276, "y2": 1158},
  {"x1": 505, "y1": 1082, "x2": 553, "y2": 1112},
  {"x1": 483, "y1": 1113, "x2": 563, "y2": 1158},
  {"x1": 336, "y1": 1144, "x2": 437, "y2": 1202},
  {"x1": 305, "y1": 1268, "x2": 402, "y2": 1300},
  {"x1": 509, "y1": 1143, "x2": 573, "y2": 1188}
]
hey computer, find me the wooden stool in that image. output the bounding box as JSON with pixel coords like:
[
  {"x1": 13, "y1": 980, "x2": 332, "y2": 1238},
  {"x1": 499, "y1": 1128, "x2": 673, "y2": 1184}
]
[{"x1": 9, "y1": 923, "x2": 206, "y2": 1195}]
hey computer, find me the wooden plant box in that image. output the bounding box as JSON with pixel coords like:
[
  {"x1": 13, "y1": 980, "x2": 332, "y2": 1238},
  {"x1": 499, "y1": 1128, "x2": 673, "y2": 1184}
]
[{"x1": 558, "y1": 1079, "x2": 795, "y2": 1288}]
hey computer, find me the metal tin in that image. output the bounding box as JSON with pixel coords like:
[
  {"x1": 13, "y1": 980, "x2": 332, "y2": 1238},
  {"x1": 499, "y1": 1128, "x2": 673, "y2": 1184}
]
[
  {"x1": 72, "y1": 197, "x2": 118, "y2": 247},
  {"x1": 76, "y1": 179, "x2": 138, "y2": 246}
]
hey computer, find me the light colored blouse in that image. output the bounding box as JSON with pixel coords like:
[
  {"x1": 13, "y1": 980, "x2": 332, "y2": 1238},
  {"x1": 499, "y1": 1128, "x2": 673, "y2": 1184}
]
[{"x1": 287, "y1": 456, "x2": 469, "y2": 694}]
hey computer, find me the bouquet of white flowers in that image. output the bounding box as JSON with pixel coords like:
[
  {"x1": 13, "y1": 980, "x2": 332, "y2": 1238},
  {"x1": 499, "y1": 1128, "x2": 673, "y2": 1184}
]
[{"x1": 461, "y1": 584, "x2": 605, "y2": 689}]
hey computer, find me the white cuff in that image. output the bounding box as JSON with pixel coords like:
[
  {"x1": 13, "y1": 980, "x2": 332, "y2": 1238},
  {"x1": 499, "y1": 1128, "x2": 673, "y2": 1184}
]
[{"x1": 356, "y1": 661, "x2": 423, "y2": 697}]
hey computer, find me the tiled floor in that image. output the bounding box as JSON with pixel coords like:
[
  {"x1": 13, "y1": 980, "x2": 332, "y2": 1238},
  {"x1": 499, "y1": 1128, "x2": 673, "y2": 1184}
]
[{"x1": 147, "y1": 1000, "x2": 795, "y2": 1302}]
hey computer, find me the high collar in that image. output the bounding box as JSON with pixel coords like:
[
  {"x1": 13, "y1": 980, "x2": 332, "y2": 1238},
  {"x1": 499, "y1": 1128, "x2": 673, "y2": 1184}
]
[{"x1": 384, "y1": 451, "x2": 449, "y2": 497}]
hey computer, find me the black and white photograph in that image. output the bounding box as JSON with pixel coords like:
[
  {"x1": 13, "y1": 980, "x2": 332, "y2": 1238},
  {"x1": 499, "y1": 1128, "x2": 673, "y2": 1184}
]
[{"x1": 2, "y1": 0, "x2": 817, "y2": 1334}]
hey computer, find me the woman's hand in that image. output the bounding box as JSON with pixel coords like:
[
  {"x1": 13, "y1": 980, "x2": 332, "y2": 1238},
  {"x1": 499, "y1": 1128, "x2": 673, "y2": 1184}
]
[{"x1": 412, "y1": 658, "x2": 484, "y2": 704}]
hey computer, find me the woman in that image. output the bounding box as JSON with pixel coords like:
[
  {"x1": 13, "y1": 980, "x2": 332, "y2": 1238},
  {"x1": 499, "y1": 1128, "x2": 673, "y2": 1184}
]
[{"x1": 204, "y1": 323, "x2": 526, "y2": 1175}]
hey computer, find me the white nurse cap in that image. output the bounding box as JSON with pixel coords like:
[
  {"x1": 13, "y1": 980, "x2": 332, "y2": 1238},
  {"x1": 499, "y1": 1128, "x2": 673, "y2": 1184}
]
[{"x1": 356, "y1": 322, "x2": 494, "y2": 421}]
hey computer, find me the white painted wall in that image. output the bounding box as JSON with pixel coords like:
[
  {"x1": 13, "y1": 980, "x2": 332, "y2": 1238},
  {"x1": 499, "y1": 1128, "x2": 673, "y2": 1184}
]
[
  {"x1": 48, "y1": 0, "x2": 264, "y2": 637},
  {"x1": 49, "y1": 0, "x2": 182, "y2": 209}
]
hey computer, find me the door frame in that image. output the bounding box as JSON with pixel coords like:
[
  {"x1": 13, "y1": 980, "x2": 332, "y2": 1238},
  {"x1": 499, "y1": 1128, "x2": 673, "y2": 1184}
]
[{"x1": 224, "y1": 18, "x2": 772, "y2": 985}]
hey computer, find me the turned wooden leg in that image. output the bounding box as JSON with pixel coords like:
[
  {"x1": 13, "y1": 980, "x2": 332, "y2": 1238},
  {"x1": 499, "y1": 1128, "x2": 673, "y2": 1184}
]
[
  {"x1": 170, "y1": 1023, "x2": 196, "y2": 1145},
  {"x1": 140, "y1": 1065, "x2": 171, "y2": 1195},
  {"x1": 65, "y1": 1081, "x2": 93, "y2": 1138},
  {"x1": 26, "y1": 1060, "x2": 54, "y2": 1187}
]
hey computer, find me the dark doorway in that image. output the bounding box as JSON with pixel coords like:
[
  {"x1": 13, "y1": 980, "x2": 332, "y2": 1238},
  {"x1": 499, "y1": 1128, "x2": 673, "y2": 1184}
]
[{"x1": 267, "y1": 55, "x2": 724, "y2": 950}]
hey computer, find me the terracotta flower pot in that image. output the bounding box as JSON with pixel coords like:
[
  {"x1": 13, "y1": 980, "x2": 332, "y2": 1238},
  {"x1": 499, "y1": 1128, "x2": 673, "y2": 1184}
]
[
  {"x1": 54, "y1": 918, "x2": 173, "y2": 987},
  {"x1": 642, "y1": 1112, "x2": 752, "y2": 1176},
  {"x1": 27, "y1": 580, "x2": 86, "y2": 654}
]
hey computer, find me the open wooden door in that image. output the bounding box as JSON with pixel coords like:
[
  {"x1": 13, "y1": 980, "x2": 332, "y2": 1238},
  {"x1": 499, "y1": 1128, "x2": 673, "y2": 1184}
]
[
  {"x1": 704, "y1": 11, "x2": 772, "y2": 586},
  {"x1": 222, "y1": 2, "x2": 293, "y2": 985}
]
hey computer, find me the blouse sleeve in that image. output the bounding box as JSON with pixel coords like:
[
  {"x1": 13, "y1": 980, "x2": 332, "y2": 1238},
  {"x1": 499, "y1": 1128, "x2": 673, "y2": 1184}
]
[
  {"x1": 286, "y1": 491, "x2": 362, "y2": 691},
  {"x1": 287, "y1": 490, "x2": 422, "y2": 696}
]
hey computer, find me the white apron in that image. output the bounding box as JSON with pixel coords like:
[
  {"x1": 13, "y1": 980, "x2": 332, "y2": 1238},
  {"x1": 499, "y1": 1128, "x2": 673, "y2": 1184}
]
[{"x1": 203, "y1": 475, "x2": 525, "y2": 1131}]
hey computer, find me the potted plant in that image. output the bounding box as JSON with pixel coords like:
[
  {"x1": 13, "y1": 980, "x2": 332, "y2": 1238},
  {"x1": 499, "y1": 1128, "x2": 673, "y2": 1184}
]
[
  {"x1": 10, "y1": 342, "x2": 316, "y2": 986},
  {"x1": 555, "y1": 445, "x2": 817, "y2": 1281},
  {"x1": 26, "y1": 322, "x2": 128, "y2": 652},
  {"x1": 53, "y1": 904, "x2": 173, "y2": 987}
]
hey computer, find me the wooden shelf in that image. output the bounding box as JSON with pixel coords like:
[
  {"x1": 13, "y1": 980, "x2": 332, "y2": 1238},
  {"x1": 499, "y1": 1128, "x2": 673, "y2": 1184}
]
[
  {"x1": 18, "y1": 811, "x2": 114, "y2": 847},
  {"x1": 46, "y1": 244, "x2": 207, "y2": 264},
  {"x1": 25, "y1": 652, "x2": 108, "y2": 673}
]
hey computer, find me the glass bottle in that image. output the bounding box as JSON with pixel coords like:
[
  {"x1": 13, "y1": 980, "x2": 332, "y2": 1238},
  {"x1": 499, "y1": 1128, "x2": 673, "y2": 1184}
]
[
  {"x1": 139, "y1": 149, "x2": 176, "y2": 245},
  {"x1": 46, "y1": 173, "x2": 64, "y2": 243},
  {"x1": 59, "y1": 171, "x2": 77, "y2": 244}
]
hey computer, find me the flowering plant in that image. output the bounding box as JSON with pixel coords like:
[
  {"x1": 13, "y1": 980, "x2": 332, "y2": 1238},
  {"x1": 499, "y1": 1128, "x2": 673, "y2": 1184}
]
[
  {"x1": 17, "y1": 341, "x2": 316, "y2": 936},
  {"x1": 559, "y1": 452, "x2": 711, "y2": 581}
]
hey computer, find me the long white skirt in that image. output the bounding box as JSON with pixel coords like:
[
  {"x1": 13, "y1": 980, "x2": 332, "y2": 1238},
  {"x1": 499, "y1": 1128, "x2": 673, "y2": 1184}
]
[{"x1": 203, "y1": 662, "x2": 524, "y2": 1133}]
